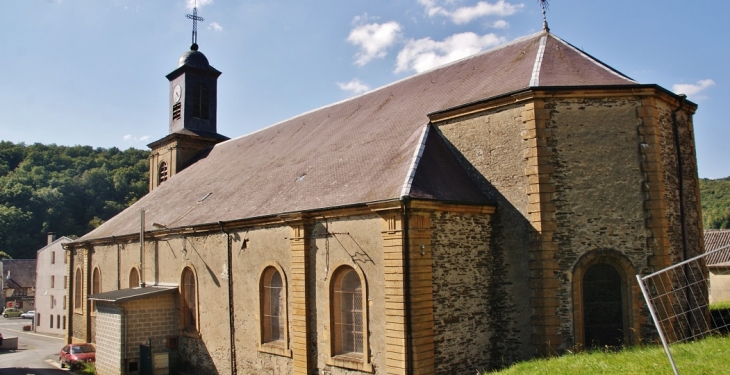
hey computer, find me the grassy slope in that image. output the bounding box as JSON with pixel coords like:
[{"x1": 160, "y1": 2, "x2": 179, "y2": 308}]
[{"x1": 488, "y1": 336, "x2": 730, "y2": 375}]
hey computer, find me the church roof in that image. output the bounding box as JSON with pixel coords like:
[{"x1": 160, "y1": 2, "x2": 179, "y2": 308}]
[{"x1": 78, "y1": 31, "x2": 643, "y2": 242}]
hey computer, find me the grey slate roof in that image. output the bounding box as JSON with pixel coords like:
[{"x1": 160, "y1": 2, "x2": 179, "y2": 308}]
[
  {"x1": 88, "y1": 286, "x2": 177, "y2": 302},
  {"x1": 78, "y1": 31, "x2": 642, "y2": 242},
  {"x1": 1, "y1": 259, "x2": 37, "y2": 289},
  {"x1": 704, "y1": 229, "x2": 730, "y2": 266}
]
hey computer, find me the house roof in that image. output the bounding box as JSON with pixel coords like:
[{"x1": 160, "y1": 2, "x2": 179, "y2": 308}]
[
  {"x1": 78, "y1": 31, "x2": 646, "y2": 242},
  {"x1": 704, "y1": 229, "x2": 730, "y2": 265},
  {"x1": 1, "y1": 259, "x2": 37, "y2": 289},
  {"x1": 36, "y1": 236, "x2": 73, "y2": 255},
  {"x1": 88, "y1": 286, "x2": 177, "y2": 303}
]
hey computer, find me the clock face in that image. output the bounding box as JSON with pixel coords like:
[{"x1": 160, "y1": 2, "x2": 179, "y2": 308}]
[{"x1": 173, "y1": 85, "x2": 182, "y2": 103}]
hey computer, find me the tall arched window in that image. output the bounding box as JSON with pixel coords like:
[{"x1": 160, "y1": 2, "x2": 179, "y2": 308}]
[
  {"x1": 91, "y1": 267, "x2": 101, "y2": 313},
  {"x1": 158, "y1": 162, "x2": 168, "y2": 184},
  {"x1": 582, "y1": 263, "x2": 624, "y2": 347},
  {"x1": 331, "y1": 267, "x2": 364, "y2": 355},
  {"x1": 261, "y1": 267, "x2": 285, "y2": 344},
  {"x1": 74, "y1": 268, "x2": 82, "y2": 310},
  {"x1": 129, "y1": 268, "x2": 140, "y2": 288},
  {"x1": 181, "y1": 267, "x2": 197, "y2": 330}
]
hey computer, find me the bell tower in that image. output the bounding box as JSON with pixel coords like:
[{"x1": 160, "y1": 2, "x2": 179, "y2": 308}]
[{"x1": 147, "y1": 5, "x2": 228, "y2": 192}]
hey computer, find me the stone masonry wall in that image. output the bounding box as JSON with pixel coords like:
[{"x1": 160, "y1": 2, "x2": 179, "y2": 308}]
[
  {"x1": 95, "y1": 303, "x2": 123, "y2": 375},
  {"x1": 542, "y1": 97, "x2": 649, "y2": 347},
  {"x1": 430, "y1": 211, "x2": 495, "y2": 373},
  {"x1": 435, "y1": 104, "x2": 531, "y2": 361}
]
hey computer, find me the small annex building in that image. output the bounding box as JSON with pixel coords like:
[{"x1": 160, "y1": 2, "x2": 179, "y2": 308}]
[
  {"x1": 703, "y1": 229, "x2": 730, "y2": 304},
  {"x1": 1, "y1": 259, "x2": 37, "y2": 313},
  {"x1": 65, "y1": 25, "x2": 704, "y2": 375}
]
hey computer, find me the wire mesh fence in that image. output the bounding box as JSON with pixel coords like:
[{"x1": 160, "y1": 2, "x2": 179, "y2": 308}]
[{"x1": 637, "y1": 244, "x2": 730, "y2": 375}]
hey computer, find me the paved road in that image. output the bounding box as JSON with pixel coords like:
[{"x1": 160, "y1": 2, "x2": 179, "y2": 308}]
[{"x1": 0, "y1": 317, "x2": 68, "y2": 374}]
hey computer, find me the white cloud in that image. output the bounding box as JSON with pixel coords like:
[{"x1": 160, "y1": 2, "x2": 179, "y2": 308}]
[
  {"x1": 419, "y1": 0, "x2": 523, "y2": 24},
  {"x1": 186, "y1": 0, "x2": 213, "y2": 10},
  {"x1": 348, "y1": 20, "x2": 402, "y2": 66},
  {"x1": 337, "y1": 79, "x2": 370, "y2": 95},
  {"x1": 672, "y1": 79, "x2": 715, "y2": 99},
  {"x1": 123, "y1": 134, "x2": 150, "y2": 143},
  {"x1": 491, "y1": 20, "x2": 509, "y2": 29},
  {"x1": 395, "y1": 32, "x2": 505, "y2": 73},
  {"x1": 208, "y1": 22, "x2": 223, "y2": 32}
]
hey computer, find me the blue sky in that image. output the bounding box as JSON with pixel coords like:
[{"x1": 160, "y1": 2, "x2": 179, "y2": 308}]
[{"x1": 2, "y1": 1, "x2": 728, "y2": 178}]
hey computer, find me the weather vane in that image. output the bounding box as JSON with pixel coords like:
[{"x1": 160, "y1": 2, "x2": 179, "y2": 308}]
[
  {"x1": 186, "y1": 1, "x2": 205, "y2": 49},
  {"x1": 539, "y1": 0, "x2": 550, "y2": 32}
]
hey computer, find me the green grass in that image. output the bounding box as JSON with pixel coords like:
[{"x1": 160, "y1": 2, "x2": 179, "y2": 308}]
[
  {"x1": 487, "y1": 336, "x2": 730, "y2": 375},
  {"x1": 710, "y1": 300, "x2": 730, "y2": 311}
]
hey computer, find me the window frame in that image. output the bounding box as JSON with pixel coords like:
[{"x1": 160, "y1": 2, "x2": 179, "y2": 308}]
[
  {"x1": 91, "y1": 267, "x2": 101, "y2": 315},
  {"x1": 129, "y1": 267, "x2": 140, "y2": 288},
  {"x1": 74, "y1": 268, "x2": 83, "y2": 313},
  {"x1": 326, "y1": 265, "x2": 371, "y2": 372},
  {"x1": 180, "y1": 266, "x2": 199, "y2": 333},
  {"x1": 258, "y1": 263, "x2": 291, "y2": 357}
]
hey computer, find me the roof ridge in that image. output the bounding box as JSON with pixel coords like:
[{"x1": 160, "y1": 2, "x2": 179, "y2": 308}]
[
  {"x1": 548, "y1": 33, "x2": 637, "y2": 83},
  {"x1": 401, "y1": 124, "x2": 430, "y2": 198},
  {"x1": 223, "y1": 31, "x2": 547, "y2": 146}
]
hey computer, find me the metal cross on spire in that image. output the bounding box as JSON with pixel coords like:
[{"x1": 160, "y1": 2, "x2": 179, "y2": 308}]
[
  {"x1": 186, "y1": 1, "x2": 205, "y2": 49},
  {"x1": 539, "y1": 0, "x2": 550, "y2": 32}
]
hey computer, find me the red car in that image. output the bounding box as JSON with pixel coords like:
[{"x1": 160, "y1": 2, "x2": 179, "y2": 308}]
[{"x1": 59, "y1": 343, "x2": 96, "y2": 369}]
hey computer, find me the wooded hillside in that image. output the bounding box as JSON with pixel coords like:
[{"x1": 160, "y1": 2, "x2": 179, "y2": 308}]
[
  {"x1": 0, "y1": 141, "x2": 148, "y2": 259},
  {"x1": 700, "y1": 177, "x2": 730, "y2": 230}
]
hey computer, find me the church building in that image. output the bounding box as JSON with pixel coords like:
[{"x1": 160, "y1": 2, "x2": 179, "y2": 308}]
[{"x1": 64, "y1": 18, "x2": 703, "y2": 375}]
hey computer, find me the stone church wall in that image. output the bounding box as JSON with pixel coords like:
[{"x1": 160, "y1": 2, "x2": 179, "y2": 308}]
[
  {"x1": 429, "y1": 211, "x2": 494, "y2": 373},
  {"x1": 311, "y1": 214, "x2": 386, "y2": 375},
  {"x1": 435, "y1": 104, "x2": 532, "y2": 362},
  {"x1": 541, "y1": 97, "x2": 649, "y2": 346},
  {"x1": 230, "y1": 224, "x2": 294, "y2": 374}
]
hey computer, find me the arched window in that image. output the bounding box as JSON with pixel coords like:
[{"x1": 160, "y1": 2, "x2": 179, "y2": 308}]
[
  {"x1": 573, "y1": 250, "x2": 640, "y2": 349},
  {"x1": 261, "y1": 267, "x2": 285, "y2": 344},
  {"x1": 331, "y1": 267, "x2": 364, "y2": 355},
  {"x1": 129, "y1": 268, "x2": 140, "y2": 288},
  {"x1": 181, "y1": 267, "x2": 197, "y2": 330},
  {"x1": 158, "y1": 162, "x2": 168, "y2": 184},
  {"x1": 582, "y1": 263, "x2": 624, "y2": 347},
  {"x1": 74, "y1": 268, "x2": 82, "y2": 310},
  {"x1": 91, "y1": 268, "x2": 101, "y2": 313}
]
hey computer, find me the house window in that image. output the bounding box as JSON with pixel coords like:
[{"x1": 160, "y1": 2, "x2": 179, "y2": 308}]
[
  {"x1": 159, "y1": 162, "x2": 168, "y2": 184},
  {"x1": 51, "y1": 275, "x2": 55, "y2": 288},
  {"x1": 181, "y1": 267, "x2": 197, "y2": 330},
  {"x1": 63, "y1": 296, "x2": 67, "y2": 309},
  {"x1": 91, "y1": 268, "x2": 101, "y2": 313},
  {"x1": 261, "y1": 267, "x2": 285, "y2": 344},
  {"x1": 129, "y1": 268, "x2": 140, "y2": 288},
  {"x1": 37, "y1": 313, "x2": 41, "y2": 327},
  {"x1": 51, "y1": 251, "x2": 56, "y2": 264},
  {"x1": 63, "y1": 316, "x2": 66, "y2": 329},
  {"x1": 57, "y1": 315, "x2": 60, "y2": 329},
  {"x1": 50, "y1": 295, "x2": 54, "y2": 308},
  {"x1": 331, "y1": 267, "x2": 365, "y2": 356},
  {"x1": 74, "y1": 268, "x2": 82, "y2": 311},
  {"x1": 50, "y1": 314, "x2": 54, "y2": 328}
]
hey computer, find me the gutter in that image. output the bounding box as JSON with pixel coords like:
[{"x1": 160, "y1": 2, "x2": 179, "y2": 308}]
[
  {"x1": 219, "y1": 222, "x2": 237, "y2": 375},
  {"x1": 400, "y1": 198, "x2": 414, "y2": 375}
]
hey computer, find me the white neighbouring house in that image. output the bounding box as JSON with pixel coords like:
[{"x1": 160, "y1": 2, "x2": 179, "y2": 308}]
[{"x1": 34, "y1": 233, "x2": 72, "y2": 335}]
